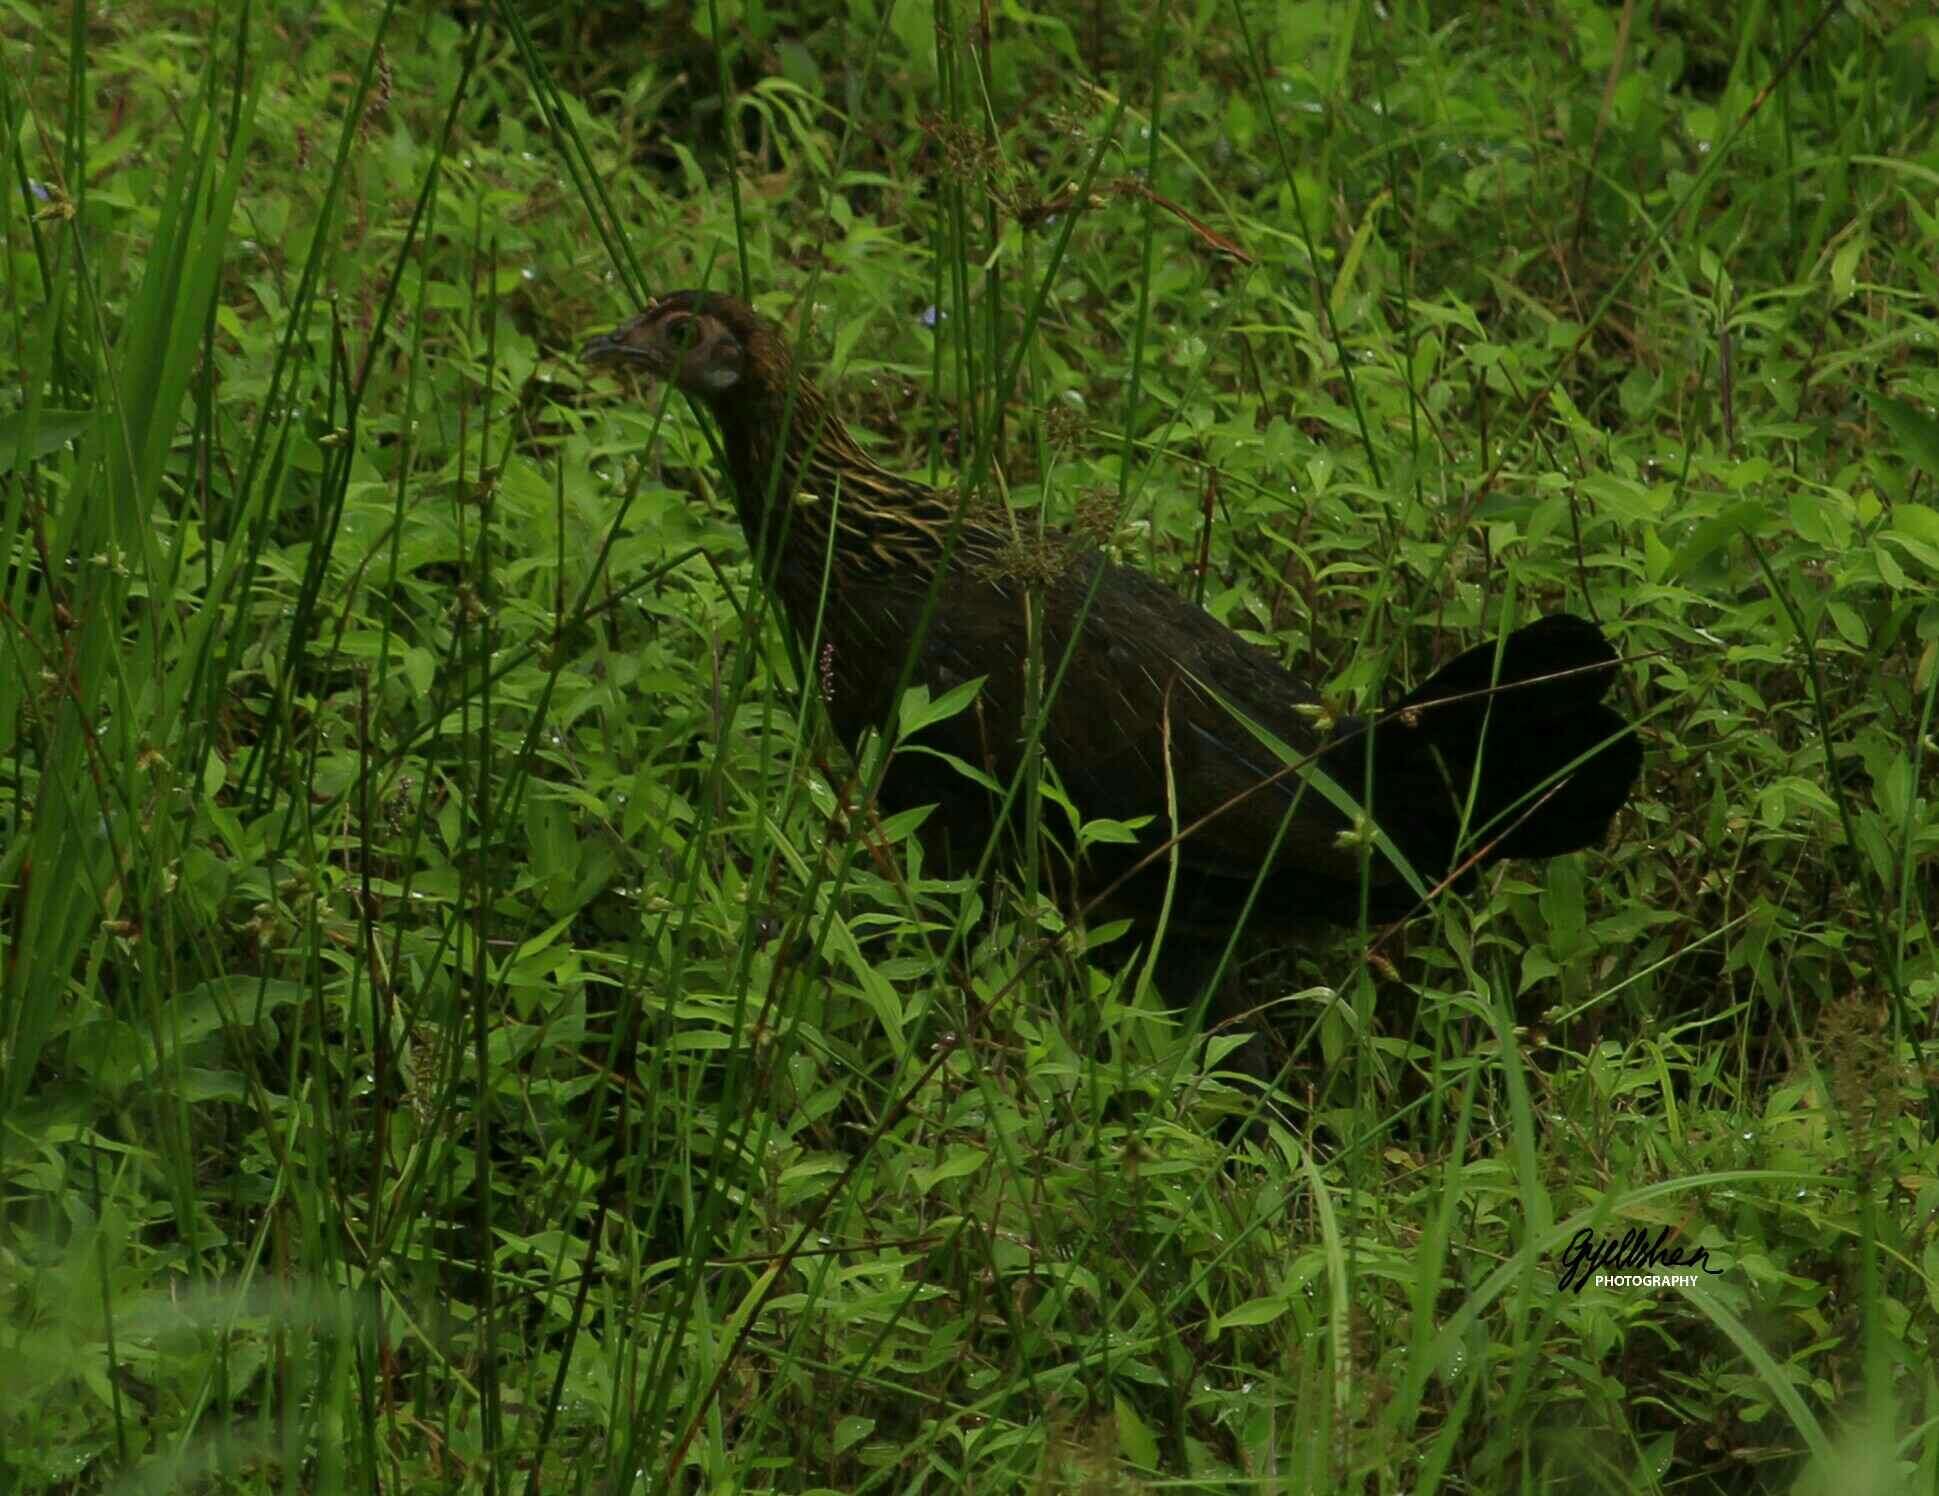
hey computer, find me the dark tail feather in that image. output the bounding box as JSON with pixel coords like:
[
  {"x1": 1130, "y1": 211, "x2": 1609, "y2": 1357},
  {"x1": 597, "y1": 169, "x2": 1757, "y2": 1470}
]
[{"x1": 1325, "y1": 615, "x2": 1642, "y2": 882}]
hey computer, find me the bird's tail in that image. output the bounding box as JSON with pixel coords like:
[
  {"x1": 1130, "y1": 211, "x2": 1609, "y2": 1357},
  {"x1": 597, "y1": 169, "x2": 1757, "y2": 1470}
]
[{"x1": 1322, "y1": 614, "x2": 1641, "y2": 889}]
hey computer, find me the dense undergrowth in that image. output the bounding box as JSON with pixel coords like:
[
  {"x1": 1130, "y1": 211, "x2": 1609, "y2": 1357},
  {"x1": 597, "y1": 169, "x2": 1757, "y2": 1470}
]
[{"x1": 3, "y1": 0, "x2": 1939, "y2": 1490}]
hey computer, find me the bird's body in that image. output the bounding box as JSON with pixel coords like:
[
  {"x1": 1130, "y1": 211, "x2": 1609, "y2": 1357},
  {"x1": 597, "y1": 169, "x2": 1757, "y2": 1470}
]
[{"x1": 585, "y1": 291, "x2": 1640, "y2": 934}]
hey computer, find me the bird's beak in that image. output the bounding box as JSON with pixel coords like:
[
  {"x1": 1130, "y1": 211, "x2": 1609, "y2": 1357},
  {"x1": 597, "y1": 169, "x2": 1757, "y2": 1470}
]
[{"x1": 580, "y1": 329, "x2": 632, "y2": 368}]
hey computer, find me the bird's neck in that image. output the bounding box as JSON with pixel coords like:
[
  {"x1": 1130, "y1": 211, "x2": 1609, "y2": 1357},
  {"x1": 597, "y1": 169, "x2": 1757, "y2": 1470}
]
[{"x1": 708, "y1": 373, "x2": 970, "y2": 581}]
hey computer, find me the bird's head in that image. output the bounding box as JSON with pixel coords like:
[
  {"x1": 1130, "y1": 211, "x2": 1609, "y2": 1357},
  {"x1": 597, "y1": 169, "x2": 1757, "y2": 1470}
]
[{"x1": 581, "y1": 290, "x2": 779, "y2": 402}]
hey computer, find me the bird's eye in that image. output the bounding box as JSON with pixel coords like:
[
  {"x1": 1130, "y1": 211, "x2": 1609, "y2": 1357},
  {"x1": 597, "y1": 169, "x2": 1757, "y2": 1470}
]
[{"x1": 660, "y1": 312, "x2": 698, "y2": 347}]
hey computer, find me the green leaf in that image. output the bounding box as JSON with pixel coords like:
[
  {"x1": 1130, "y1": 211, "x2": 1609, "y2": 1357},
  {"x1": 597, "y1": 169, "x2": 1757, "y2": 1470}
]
[
  {"x1": 890, "y1": 0, "x2": 936, "y2": 76},
  {"x1": 1076, "y1": 813, "x2": 1152, "y2": 850},
  {"x1": 1213, "y1": 1295, "x2": 1291, "y2": 1335},
  {"x1": 1828, "y1": 235, "x2": 1864, "y2": 305},
  {"x1": 897, "y1": 676, "x2": 986, "y2": 737},
  {"x1": 832, "y1": 1417, "x2": 873, "y2": 1456},
  {"x1": 897, "y1": 745, "x2": 1002, "y2": 792},
  {"x1": 1862, "y1": 391, "x2": 1939, "y2": 479},
  {"x1": 527, "y1": 796, "x2": 578, "y2": 885},
  {"x1": 777, "y1": 40, "x2": 821, "y2": 94},
  {"x1": 0, "y1": 408, "x2": 93, "y2": 473},
  {"x1": 910, "y1": 1146, "x2": 987, "y2": 1192},
  {"x1": 1115, "y1": 1394, "x2": 1160, "y2": 1470},
  {"x1": 1672, "y1": 500, "x2": 1772, "y2": 579},
  {"x1": 1890, "y1": 503, "x2": 1939, "y2": 547}
]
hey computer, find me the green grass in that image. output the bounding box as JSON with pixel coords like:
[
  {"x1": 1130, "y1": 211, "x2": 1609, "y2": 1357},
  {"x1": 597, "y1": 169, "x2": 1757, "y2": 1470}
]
[{"x1": 4, "y1": 0, "x2": 1939, "y2": 1490}]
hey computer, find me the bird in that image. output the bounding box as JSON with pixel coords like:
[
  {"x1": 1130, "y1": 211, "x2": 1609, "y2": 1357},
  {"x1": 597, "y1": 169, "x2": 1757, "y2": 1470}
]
[{"x1": 583, "y1": 290, "x2": 1641, "y2": 954}]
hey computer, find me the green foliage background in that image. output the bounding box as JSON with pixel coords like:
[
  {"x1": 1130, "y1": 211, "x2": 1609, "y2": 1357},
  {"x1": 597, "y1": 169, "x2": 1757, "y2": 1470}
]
[{"x1": 3, "y1": 0, "x2": 1938, "y2": 1490}]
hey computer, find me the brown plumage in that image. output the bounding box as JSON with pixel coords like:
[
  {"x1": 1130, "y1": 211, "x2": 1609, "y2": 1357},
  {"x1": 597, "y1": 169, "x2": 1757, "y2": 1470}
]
[{"x1": 584, "y1": 290, "x2": 1641, "y2": 938}]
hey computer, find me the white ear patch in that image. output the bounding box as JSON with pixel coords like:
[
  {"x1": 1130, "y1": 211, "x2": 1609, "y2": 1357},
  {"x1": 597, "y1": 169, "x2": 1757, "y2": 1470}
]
[{"x1": 694, "y1": 329, "x2": 743, "y2": 391}]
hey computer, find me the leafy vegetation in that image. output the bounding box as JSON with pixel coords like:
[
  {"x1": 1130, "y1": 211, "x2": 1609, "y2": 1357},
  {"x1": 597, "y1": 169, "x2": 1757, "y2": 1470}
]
[{"x1": 3, "y1": 0, "x2": 1938, "y2": 1490}]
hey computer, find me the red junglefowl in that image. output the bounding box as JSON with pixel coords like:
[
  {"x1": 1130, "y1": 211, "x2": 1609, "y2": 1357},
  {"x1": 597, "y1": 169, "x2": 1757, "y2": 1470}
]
[{"x1": 584, "y1": 291, "x2": 1641, "y2": 952}]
